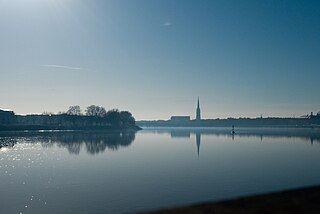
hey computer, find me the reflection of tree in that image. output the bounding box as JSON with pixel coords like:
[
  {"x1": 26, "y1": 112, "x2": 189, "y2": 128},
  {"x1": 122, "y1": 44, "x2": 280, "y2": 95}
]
[
  {"x1": 37, "y1": 131, "x2": 136, "y2": 155},
  {"x1": 87, "y1": 132, "x2": 135, "y2": 153},
  {"x1": 85, "y1": 141, "x2": 106, "y2": 154},
  {"x1": 0, "y1": 131, "x2": 136, "y2": 154},
  {"x1": 60, "y1": 143, "x2": 82, "y2": 155}
]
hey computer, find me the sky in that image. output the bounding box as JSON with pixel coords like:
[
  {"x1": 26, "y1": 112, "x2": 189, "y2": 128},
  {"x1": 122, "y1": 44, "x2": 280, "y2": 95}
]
[{"x1": 1, "y1": 0, "x2": 320, "y2": 120}]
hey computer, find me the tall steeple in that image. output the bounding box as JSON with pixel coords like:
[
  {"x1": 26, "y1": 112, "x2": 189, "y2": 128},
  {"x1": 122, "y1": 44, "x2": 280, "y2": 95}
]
[{"x1": 196, "y1": 97, "x2": 201, "y2": 121}]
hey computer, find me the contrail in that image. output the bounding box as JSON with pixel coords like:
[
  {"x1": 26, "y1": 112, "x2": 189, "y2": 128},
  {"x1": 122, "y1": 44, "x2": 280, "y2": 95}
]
[{"x1": 40, "y1": 64, "x2": 82, "y2": 70}]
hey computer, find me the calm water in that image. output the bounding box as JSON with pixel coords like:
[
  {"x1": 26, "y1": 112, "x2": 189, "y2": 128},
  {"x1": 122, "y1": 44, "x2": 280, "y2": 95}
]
[{"x1": 1, "y1": 128, "x2": 320, "y2": 214}]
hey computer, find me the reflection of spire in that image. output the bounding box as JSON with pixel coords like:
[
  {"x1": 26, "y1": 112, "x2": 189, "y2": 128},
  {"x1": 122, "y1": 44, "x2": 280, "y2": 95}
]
[{"x1": 196, "y1": 132, "x2": 201, "y2": 158}]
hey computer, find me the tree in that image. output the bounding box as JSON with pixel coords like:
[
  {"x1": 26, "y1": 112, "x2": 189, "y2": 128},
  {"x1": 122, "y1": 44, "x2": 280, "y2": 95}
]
[
  {"x1": 85, "y1": 105, "x2": 107, "y2": 117},
  {"x1": 66, "y1": 106, "x2": 82, "y2": 116},
  {"x1": 105, "y1": 109, "x2": 135, "y2": 128},
  {"x1": 120, "y1": 111, "x2": 135, "y2": 127},
  {"x1": 105, "y1": 109, "x2": 121, "y2": 127}
]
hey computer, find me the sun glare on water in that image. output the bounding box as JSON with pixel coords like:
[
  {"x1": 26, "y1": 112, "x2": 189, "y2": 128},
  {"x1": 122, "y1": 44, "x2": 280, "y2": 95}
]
[{"x1": 0, "y1": 147, "x2": 9, "y2": 153}]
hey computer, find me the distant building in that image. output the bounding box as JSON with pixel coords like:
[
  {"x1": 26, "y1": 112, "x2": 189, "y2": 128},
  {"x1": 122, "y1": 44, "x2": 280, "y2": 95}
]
[
  {"x1": 0, "y1": 109, "x2": 15, "y2": 125},
  {"x1": 196, "y1": 97, "x2": 201, "y2": 121},
  {"x1": 170, "y1": 116, "x2": 190, "y2": 122},
  {"x1": 169, "y1": 97, "x2": 201, "y2": 123}
]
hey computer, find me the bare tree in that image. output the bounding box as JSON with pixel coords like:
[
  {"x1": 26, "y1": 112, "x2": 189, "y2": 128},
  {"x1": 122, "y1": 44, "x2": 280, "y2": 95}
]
[
  {"x1": 66, "y1": 106, "x2": 82, "y2": 116},
  {"x1": 85, "y1": 105, "x2": 107, "y2": 117}
]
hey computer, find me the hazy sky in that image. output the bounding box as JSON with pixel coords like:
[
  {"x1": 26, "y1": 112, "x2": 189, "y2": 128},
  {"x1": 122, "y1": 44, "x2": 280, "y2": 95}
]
[{"x1": 1, "y1": 0, "x2": 319, "y2": 120}]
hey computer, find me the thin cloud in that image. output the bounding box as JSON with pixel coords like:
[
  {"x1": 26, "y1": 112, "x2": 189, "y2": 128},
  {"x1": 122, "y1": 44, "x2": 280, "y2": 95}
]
[
  {"x1": 40, "y1": 64, "x2": 82, "y2": 70},
  {"x1": 163, "y1": 22, "x2": 173, "y2": 27}
]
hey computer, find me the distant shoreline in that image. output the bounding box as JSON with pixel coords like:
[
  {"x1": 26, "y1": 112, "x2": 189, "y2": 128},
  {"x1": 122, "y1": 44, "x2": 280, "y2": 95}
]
[
  {"x1": 0, "y1": 108, "x2": 141, "y2": 132},
  {"x1": 137, "y1": 116, "x2": 320, "y2": 128},
  {"x1": 138, "y1": 125, "x2": 320, "y2": 128}
]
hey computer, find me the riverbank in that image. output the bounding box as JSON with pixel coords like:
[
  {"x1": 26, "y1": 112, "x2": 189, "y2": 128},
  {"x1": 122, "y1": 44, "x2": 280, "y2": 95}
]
[
  {"x1": 0, "y1": 108, "x2": 141, "y2": 132},
  {"x1": 0, "y1": 124, "x2": 141, "y2": 132},
  {"x1": 139, "y1": 185, "x2": 320, "y2": 214}
]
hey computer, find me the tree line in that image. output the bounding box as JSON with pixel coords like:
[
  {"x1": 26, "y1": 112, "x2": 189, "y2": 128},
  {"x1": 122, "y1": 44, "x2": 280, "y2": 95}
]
[
  {"x1": 0, "y1": 105, "x2": 138, "y2": 130},
  {"x1": 63, "y1": 105, "x2": 136, "y2": 128}
]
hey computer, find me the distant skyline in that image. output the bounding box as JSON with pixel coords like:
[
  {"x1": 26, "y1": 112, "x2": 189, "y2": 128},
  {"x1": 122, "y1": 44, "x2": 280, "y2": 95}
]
[{"x1": 1, "y1": 0, "x2": 320, "y2": 120}]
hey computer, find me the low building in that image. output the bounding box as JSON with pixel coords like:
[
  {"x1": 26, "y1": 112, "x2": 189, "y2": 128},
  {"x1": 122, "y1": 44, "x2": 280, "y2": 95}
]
[
  {"x1": 170, "y1": 116, "x2": 191, "y2": 122},
  {"x1": 0, "y1": 109, "x2": 15, "y2": 125}
]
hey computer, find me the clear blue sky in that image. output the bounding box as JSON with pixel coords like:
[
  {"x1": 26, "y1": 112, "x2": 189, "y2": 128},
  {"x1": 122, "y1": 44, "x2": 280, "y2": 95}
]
[{"x1": 1, "y1": 0, "x2": 319, "y2": 119}]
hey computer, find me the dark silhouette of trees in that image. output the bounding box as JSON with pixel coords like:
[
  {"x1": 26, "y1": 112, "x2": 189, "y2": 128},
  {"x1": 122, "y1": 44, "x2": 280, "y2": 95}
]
[
  {"x1": 85, "y1": 105, "x2": 107, "y2": 117},
  {"x1": 120, "y1": 111, "x2": 135, "y2": 127},
  {"x1": 0, "y1": 106, "x2": 139, "y2": 131},
  {"x1": 66, "y1": 105, "x2": 82, "y2": 115},
  {"x1": 104, "y1": 109, "x2": 136, "y2": 128},
  {"x1": 106, "y1": 109, "x2": 121, "y2": 127}
]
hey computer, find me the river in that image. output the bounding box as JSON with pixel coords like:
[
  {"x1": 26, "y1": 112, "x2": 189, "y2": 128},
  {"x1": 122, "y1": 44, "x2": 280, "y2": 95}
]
[{"x1": 1, "y1": 127, "x2": 320, "y2": 213}]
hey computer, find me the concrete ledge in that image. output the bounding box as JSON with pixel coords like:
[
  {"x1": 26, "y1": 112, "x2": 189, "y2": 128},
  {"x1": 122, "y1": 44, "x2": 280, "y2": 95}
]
[{"x1": 137, "y1": 185, "x2": 320, "y2": 214}]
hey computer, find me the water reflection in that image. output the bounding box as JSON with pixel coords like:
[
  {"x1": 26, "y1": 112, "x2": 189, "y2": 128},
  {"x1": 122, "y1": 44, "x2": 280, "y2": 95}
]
[
  {"x1": 1, "y1": 128, "x2": 320, "y2": 156},
  {"x1": 170, "y1": 130, "x2": 191, "y2": 138},
  {"x1": 196, "y1": 132, "x2": 201, "y2": 157},
  {"x1": 0, "y1": 131, "x2": 136, "y2": 155},
  {"x1": 146, "y1": 127, "x2": 320, "y2": 158},
  {"x1": 167, "y1": 128, "x2": 320, "y2": 142},
  {"x1": 169, "y1": 130, "x2": 201, "y2": 157},
  {"x1": 40, "y1": 132, "x2": 136, "y2": 155}
]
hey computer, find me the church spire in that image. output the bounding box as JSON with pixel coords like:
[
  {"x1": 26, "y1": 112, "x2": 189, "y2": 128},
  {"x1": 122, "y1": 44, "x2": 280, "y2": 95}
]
[
  {"x1": 197, "y1": 97, "x2": 200, "y2": 108},
  {"x1": 196, "y1": 97, "x2": 201, "y2": 121}
]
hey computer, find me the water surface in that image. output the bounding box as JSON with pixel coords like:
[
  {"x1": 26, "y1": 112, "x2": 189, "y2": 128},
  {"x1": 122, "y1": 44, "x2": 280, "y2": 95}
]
[{"x1": 1, "y1": 128, "x2": 320, "y2": 214}]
